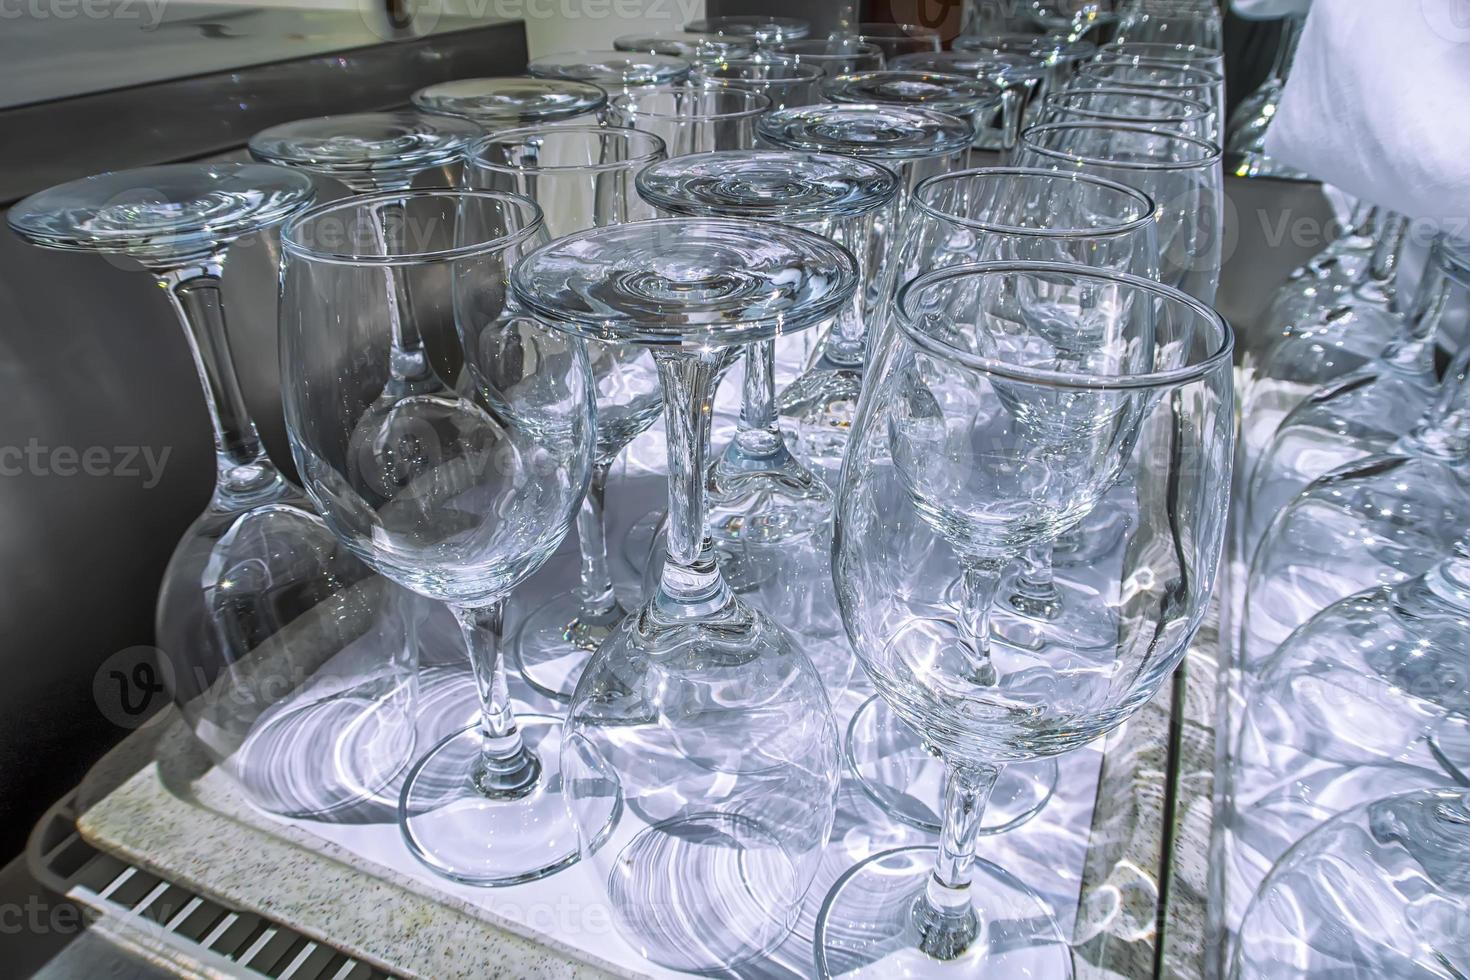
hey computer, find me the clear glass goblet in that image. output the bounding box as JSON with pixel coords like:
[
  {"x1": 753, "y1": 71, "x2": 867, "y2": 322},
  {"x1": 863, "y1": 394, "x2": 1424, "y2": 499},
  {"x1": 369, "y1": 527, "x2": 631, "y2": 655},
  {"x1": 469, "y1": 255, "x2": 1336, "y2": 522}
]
[
  {"x1": 891, "y1": 49, "x2": 1050, "y2": 154},
  {"x1": 527, "y1": 49, "x2": 690, "y2": 93},
  {"x1": 463, "y1": 125, "x2": 667, "y2": 702},
  {"x1": 1225, "y1": 16, "x2": 1306, "y2": 179},
  {"x1": 1026, "y1": 1, "x2": 1120, "y2": 42},
  {"x1": 843, "y1": 166, "x2": 1161, "y2": 837},
  {"x1": 513, "y1": 218, "x2": 855, "y2": 973},
  {"x1": 1245, "y1": 236, "x2": 1470, "y2": 554},
  {"x1": 613, "y1": 30, "x2": 755, "y2": 64},
  {"x1": 1071, "y1": 58, "x2": 1224, "y2": 137},
  {"x1": 279, "y1": 189, "x2": 608, "y2": 885},
  {"x1": 1113, "y1": 4, "x2": 1222, "y2": 49},
  {"x1": 1230, "y1": 788, "x2": 1470, "y2": 980},
  {"x1": 684, "y1": 14, "x2": 811, "y2": 47},
  {"x1": 633, "y1": 149, "x2": 898, "y2": 675},
  {"x1": 691, "y1": 57, "x2": 824, "y2": 112},
  {"x1": 820, "y1": 71, "x2": 1006, "y2": 159},
  {"x1": 1017, "y1": 119, "x2": 1223, "y2": 305},
  {"x1": 953, "y1": 33, "x2": 1100, "y2": 134},
  {"x1": 607, "y1": 84, "x2": 769, "y2": 159},
  {"x1": 821, "y1": 261, "x2": 1233, "y2": 977},
  {"x1": 855, "y1": 22, "x2": 944, "y2": 62},
  {"x1": 9, "y1": 163, "x2": 421, "y2": 818},
  {"x1": 1040, "y1": 86, "x2": 1214, "y2": 140},
  {"x1": 411, "y1": 76, "x2": 608, "y2": 128},
  {"x1": 772, "y1": 37, "x2": 886, "y2": 77}
]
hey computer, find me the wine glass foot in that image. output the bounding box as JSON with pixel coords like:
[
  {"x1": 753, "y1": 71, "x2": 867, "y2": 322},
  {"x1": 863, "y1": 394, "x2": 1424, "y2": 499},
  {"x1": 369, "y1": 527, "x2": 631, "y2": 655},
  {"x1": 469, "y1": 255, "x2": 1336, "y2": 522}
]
[
  {"x1": 845, "y1": 695, "x2": 1057, "y2": 835},
  {"x1": 513, "y1": 592, "x2": 623, "y2": 702},
  {"x1": 706, "y1": 443, "x2": 833, "y2": 547},
  {"x1": 398, "y1": 714, "x2": 618, "y2": 886},
  {"x1": 778, "y1": 367, "x2": 864, "y2": 468},
  {"x1": 995, "y1": 583, "x2": 1119, "y2": 654},
  {"x1": 814, "y1": 845, "x2": 1074, "y2": 978}
]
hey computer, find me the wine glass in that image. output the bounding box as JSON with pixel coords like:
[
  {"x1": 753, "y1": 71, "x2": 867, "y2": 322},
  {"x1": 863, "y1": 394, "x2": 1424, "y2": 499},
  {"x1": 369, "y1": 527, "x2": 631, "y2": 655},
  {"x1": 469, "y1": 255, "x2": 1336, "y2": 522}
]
[
  {"x1": 1225, "y1": 16, "x2": 1307, "y2": 179},
  {"x1": 855, "y1": 22, "x2": 944, "y2": 62},
  {"x1": 606, "y1": 84, "x2": 769, "y2": 159},
  {"x1": 1027, "y1": 1, "x2": 1121, "y2": 42},
  {"x1": 462, "y1": 125, "x2": 667, "y2": 702},
  {"x1": 1113, "y1": 3, "x2": 1222, "y2": 48},
  {"x1": 821, "y1": 261, "x2": 1233, "y2": 976},
  {"x1": 953, "y1": 34, "x2": 1101, "y2": 133},
  {"x1": 684, "y1": 14, "x2": 812, "y2": 47},
  {"x1": 512, "y1": 217, "x2": 856, "y2": 972},
  {"x1": 1241, "y1": 355, "x2": 1470, "y2": 674},
  {"x1": 9, "y1": 163, "x2": 422, "y2": 818},
  {"x1": 1245, "y1": 236, "x2": 1470, "y2": 554},
  {"x1": 613, "y1": 30, "x2": 755, "y2": 64},
  {"x1": 1072, "y1": 57, "x2": 1224, "y2": 136},
  {"x1": 1230, "y1": 788, "x2": 1470, "y2": 980},
  {"x1": 772, "y1": 37, "x2": 887, "y2": 77},
  {"x1": 820, "y1": 71, "x2": 1006, "y2": 157},
  {"x1": 527, "y1": 50, "x2": 690, "y2": 93},
  {"x1": 691, "y1": 57, "x2": 825, "y2": 112},
  {"x1": 412, "y1": 76, "x2": 608, "y2": 128},
  {"x1": 278, "y1": 188, "x2": 608, "y2": 885},
  {"x1": 842, "y1": 166, "x2": 1161, "y2": 837},
  {"x1": 634, "y1": 149, "x2": 898, "y2": 662},
  {"x1": 892, "y1": 49, "x2": 1050, "y2": 155},
  {"x1": 756, "y1": 103, "x2": 974, "y2": 473},
  {"x1": 1017, "y1": 119, "x2": 1223, "y2": 304},
  {"x1": 249, "y1": 111, "x2": 479, "y2": 195},
  {"x1": 1040, "y1": 86, "x2": 1215, "y2": 140}
]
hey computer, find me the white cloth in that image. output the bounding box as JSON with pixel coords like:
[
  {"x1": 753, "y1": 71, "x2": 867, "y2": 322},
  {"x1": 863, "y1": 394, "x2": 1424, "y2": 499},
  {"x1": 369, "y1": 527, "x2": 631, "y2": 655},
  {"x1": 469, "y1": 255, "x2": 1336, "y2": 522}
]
[
  {"x1": 1266, "y1": 0, "x2": 1470, "y2": 227},
  {"x1": 1232, "y1": 0, "x2": 1311, "y2": 19}
]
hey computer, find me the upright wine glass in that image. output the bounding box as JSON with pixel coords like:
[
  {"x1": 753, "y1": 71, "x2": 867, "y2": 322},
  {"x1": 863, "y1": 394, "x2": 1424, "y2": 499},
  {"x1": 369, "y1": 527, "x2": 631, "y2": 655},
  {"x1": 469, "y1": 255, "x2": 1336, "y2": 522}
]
[
  {"x1": 412, "y1": 77, "x2": 608, "y2": 128},
  {"x1": 1225, "y1": 16, "x2": 1307, "y2": 179},
  {"x1": 757, "y1": 103, "x2": 975, "y2": 468},
  {"x1": 9, "y1": 163, "x2": 421, "y2": 818},
  {"x1": 634, "y1": 149, "x2": 898, "y2": 623},
  {"x1": 513, "y1": 218, "x2": 855, "y2": 972},
  {"x1": 1026, "y1": 1, "x2": 1121, "y2": 42},
  {"x1": 463, "y1": 126, "x2": 667, "y2": 702},
  {"x1": 691, "y1": 57, "x2": 824, "y2": 112},
  {"x1": 527, "y1": 50, "x2": 690, "y2": 93},
  {"x1": 279, "y1": 189, "x2": 608, "y2": 885},
  {"x1": 843, "y1": 166, "x2": 1161, "y2": 836},
  {"x1": 684, "y1": 14, "x2": 811, "y2": 47},
  {"x1": 1018, "y1": 119, "x2": 1223, "y2": 304},
  {"x1": 822, "y1": 261, "x2": 1233, "y2": 977},
  {"x1": 1113, "y1": 3, "x2": 1222, "y2": 48},
  {"x1": 1041, "y1": 86, "x2": 1215, "y2": 140},
  {"x1": 1230, "y1": 788, "x2": 1470, "y2": 980},
  {"x1": 953, "y1": 33, "x2": 1100, "y2": 133},
  {"x1": 1072, "y1": 58, "x2": 1224, "y2": 136}
]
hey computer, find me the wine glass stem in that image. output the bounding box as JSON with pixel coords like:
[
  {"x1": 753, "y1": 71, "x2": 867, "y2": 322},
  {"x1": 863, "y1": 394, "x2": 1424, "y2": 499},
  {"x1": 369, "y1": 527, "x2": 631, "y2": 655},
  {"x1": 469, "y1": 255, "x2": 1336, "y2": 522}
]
[
  {"x1": 453, "y1": 601, "x2": 540, "y2": 797},
  {"x1": 371, "y1": 198, "x2": 436, "y2": 389},
  {"x1": 735, "y1": 341, "x2": 782, "y2": 456},
  {"x1": 1011, "y1": 542, "x2": 1061, "y2": 613},
  {"x1": 653, "y1": 348, "x2": 732, "y2": 613},
  {"x1": 914, "y1": 761, "x2": 1003, "y2": 960},
  {"x1": 998, "y1": 85, "x2": 1028, "y2": 162},
  {"x1": 575, "y1": 460, "x2": 621, "y2": 617},
  {"x1": 158, "y1": 262, "x2": 279, "y2": 501},
  {"x1": 959, "y1": 560, "x2": 1005, "y2": 686}
]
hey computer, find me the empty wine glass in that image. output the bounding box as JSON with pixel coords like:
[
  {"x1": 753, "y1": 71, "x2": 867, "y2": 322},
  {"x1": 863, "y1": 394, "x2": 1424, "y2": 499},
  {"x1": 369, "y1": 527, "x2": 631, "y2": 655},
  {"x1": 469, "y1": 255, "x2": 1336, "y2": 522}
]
[
  {"x1": 844, "y1": 166, "x2": 1160, "y2": 837},
  {"x1": 249, "y1": 111, "x2": 479, "y2": 195},
  {"x1": 279, "y1": 189, "x2": 607, "y2": 885},
  {"x1": 772, "y1": 37, "x2": 886, "y2": 76},
  {"x1": 953, "y1": 33, "x2": 1100, "y2": 132},
  {"x1": 1027, "y1": 1, "x2": 1121, "y2": 42},
  {"x1": 892, "y1": 49, "x2": 1050, "y2": 154},
  {"x1": 1041, "y1": 86, "x2": 1214, "y2": 140},
  {"x1": 756, "y1": 103, "x2": 975, "y2": 471},
  {"x1": 692, "y1": 57, "x2": 824, "y2": 112},
  {"x1": 821, "y1": 261, "x2": 1233, "y2": 976},
  {"x1": 1071, "y1": 59, "x2": 1223, "y2": 137},
  {"x1": 463, "y1": 126, "x2": 666, "y2": 702},
  {"x1": 512, "y1": 218, "x2": 855, "y2": 972},
  {"x1": 1226, "y1": 16, "x2": 1307, "y2": 179},
  {"x1": 9, "y1": 163, "x2": 421, "y2": 818},
  {"x1": 1241, "y1": 354, "x2": 1470, "y2": 674},
  {"x1": 1230, "y1": 788, "x2": 1470, "y2": 980},
  {"x1": 855, "y1": 22, "x2": 943, "y2": 62},
  {"x1": 1245, "y1": 236, "x2": 1470, "y2": 553},
  {"x1": 527, "y1": 50, "x2": 690, "y2": 93},
  {"x1": 412, "y1": 76, "x2": 608, "y2": 128},
  {"x1": 684, "y1": 14, "x2": 811, "y2": 47},
  {"x1": 607, "y1": 84, "x2": 768, "y2": 158},
  {"x1": 613, "y1": 30, "x2": 755, "y2": 64},
  {"x1": 1113, "y1": 2, "x2": 1222, "y2": 48},
  {"x1": 635, "y1": 149, "x2": 898, "y2": 607},
  {"x1": 820, "y1": 71, "x2": 1006, "y2": 154},
  {"x1": 1017, "y1": 119, "x2": 1223, "y2": 304}
]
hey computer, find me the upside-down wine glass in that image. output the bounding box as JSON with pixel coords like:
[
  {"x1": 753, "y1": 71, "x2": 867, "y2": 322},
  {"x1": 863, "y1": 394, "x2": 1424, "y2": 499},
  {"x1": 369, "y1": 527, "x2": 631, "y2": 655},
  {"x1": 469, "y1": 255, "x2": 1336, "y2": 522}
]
[
  {"x1": 684, "y1": 14, "x2": 811, "y2": 48},
  {"x1": 855, "y1": 22, "x2": 943, "y2": 62},
  {"x1": 1040, "y1": 86, "x2": 1215, "y2": 140},
  {"x1": 772, "y1": 37, "x2": 886, "y2": 77},
  {"x1": 412, "y1": 76, "x2": 608, "y2": 128},
  {"x1": 513, "y1": 218, "x2": 855, "y2": 972},
  {"x1": 820, "y1": 261, "x2": 1234, "y2": 977},
  {"x1": 279, "y1": 189, "x2": 609, "y2": 885},
  {"x1": 613, "y1": 30, "x2": 755, "y2": 64},
  {"x1": 1113, "y1": 2, "x2": 1222, "y2": 48},
  {"x1": 1026, "y1": 1, "x2": 1121, "y2": 42},
  {"x1": 892, "y1": 49, "x2": 1050, "y2": 156},
  {"x1": 841, "y1": 166, "x2": 1162, "y2": 836},
  {"x1": 820, "y1": 71, "x2": 1006, "y2": 162},
  {"x1": 463, "y1": 126, "x2": 667, "y2": 702},
  {"x1": 1071, "y1": 58, "x2": 1224, "y2": 138},
  {"x1": 527, "y1": 50, "x2": 690, "y2": 94},
  {"x1": 691, "y1": 57, "x2": 824, "y2": 112},
  {"x1": 756, "y1": 103, "x2": 976, "y2": 474},
  {"x1": 634, "y1": 149, "x2": 898, "y2": 629},
  {"x1": 9, "y1": 163, "x2": 421, "y2": 818}
]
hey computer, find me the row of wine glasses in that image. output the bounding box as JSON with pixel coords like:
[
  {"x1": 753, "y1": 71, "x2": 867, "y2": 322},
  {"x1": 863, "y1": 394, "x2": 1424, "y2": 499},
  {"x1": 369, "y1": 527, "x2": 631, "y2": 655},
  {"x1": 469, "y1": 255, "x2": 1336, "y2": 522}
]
[{"x1": 9, "y1": 21, "x2": 1242, "y2": 975}]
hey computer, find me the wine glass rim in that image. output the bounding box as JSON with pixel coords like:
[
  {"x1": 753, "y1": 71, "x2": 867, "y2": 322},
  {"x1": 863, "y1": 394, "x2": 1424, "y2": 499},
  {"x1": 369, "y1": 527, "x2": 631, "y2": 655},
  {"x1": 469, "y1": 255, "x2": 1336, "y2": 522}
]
[
  {"x1": 895, "y1": 260, "x2": 1233, "y2": 391},
  {"x1": 280, "y1": 188, "x2": 544, "y2": 266},
  {"x1": 773, "y1": 38, "x2": 885, "y2": 58},
  {"x1": 1019, "y1": 121, "x2": 1223, "y2": 170},
  {"x1": 1099, "y1": 40, "x2": 1225, "y2": 61},
  {"x1": 609, "y1": 85, "x2": 771, "y2": 119},
  {"x1": 693, "y1": 58, "x2": 825, "y2": 84},
  {"x1": 1044, "y1": 87, "x2": 1213, "y2": 123},
  {"x1": 911, "y1": 166, "x2": 1157, "y2": 239},
  {"x1": 634, "y1": 149, "x2": 901, "y2": 220},
  {"x1": 466, "y1": 125, "x2": 667, "y2": 174},
  {"x1": 821, "y1": 70, "x2": 1005, "y2": 111},
  {"x1": 1079, "y1": 58, "x2": 1224, "y2": 85}
]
